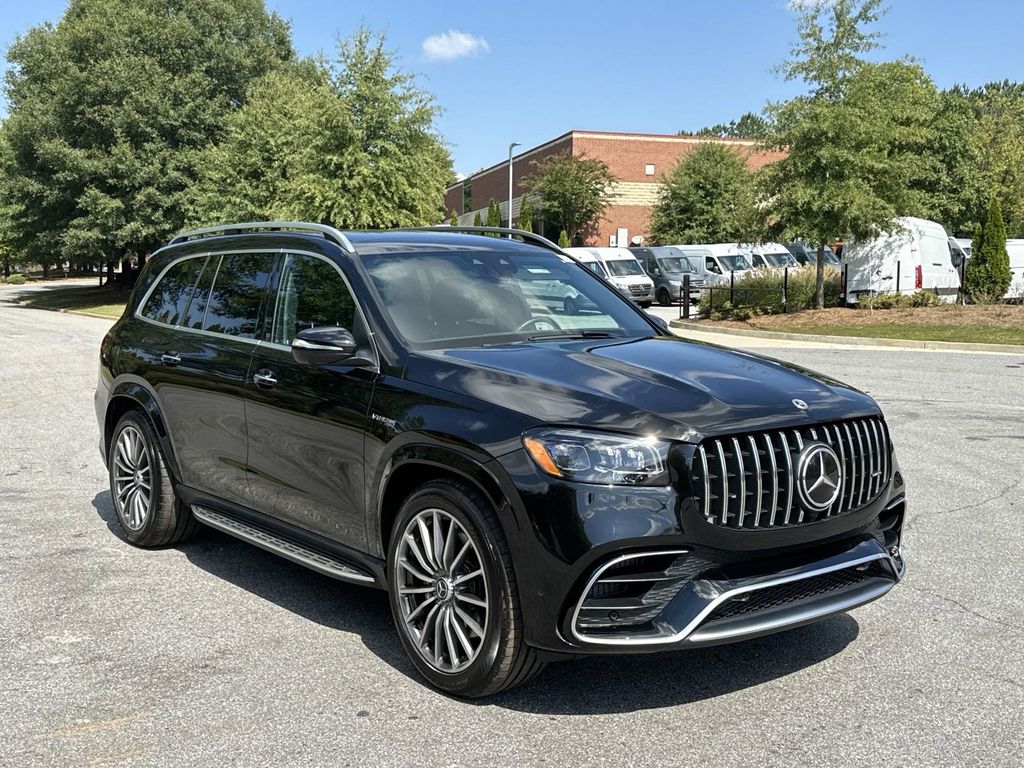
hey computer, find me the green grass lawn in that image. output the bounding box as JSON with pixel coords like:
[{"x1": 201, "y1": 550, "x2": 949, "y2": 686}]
[
  {"x1": 17, "y1": 284, "x2": 130, "y2": 318},
  {"x1": 765, "y1": 323, "x2": 1024, "y2": 345}
]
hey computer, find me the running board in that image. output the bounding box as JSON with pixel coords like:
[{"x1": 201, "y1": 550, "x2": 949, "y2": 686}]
[{"x1": 191, "y1": 505, "x2": 376, "y2": 585}]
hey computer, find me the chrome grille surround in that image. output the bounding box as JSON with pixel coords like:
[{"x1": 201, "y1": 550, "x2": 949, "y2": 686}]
[{"x1": 690, "y1": 417, "x2": 890, "y2": 530}]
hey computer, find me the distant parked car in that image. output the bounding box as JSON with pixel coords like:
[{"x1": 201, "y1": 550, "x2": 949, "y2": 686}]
[
  {"x1": 841, "y1": 217, "x2": 960, "y2": 304},
  {"x1": 784, "y1": 242, "x2": 841, "y2": 268},
  {"x1": 565, "y1": 247, "x2": 654, "y2": 307},
  {"x1": 629, "y1": 246, "x2": 703, "y2": 306},
  {"x1": 671, "y1": 244, "x2": 752, "y2": 287}
]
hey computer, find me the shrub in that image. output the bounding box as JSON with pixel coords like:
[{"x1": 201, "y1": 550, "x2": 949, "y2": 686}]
[
  {"x1": 698, "y1": 266, "x2": 840, "y2": 317},
  {"x1": 859, "y1": 290, "x2": 940, "y2": 310},
  {"x1": 6, "y1": 273, "x2": 26, "y2": 285},
  {"x1": 558, "y1": 229, "x2": 571, "y2": 248},
  {"x1": 965, "y1": 196, "x2": 1012, "y2": 302}
]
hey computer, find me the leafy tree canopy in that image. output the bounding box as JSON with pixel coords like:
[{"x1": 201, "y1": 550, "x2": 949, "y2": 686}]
[
  {"x1": 649, "y1": 142, "x2": 758, "y2": 244},
  {"x1": 190, "y1": 27, "x2": 452, "y2": 229},
  {"x1": 522, "y1": 152, "x2": 615, "y2": 243},
  {"x1": 687, "y1": 112, "x2": 772, "y2": 141},
  {"x1": 2, "y1": 0, "x2": 294, "y2": 267}
]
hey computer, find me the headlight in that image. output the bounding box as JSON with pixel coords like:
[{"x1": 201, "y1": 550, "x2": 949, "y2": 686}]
[{"x1": 522, "y1": 429, "x2": 670, "y2": 486}]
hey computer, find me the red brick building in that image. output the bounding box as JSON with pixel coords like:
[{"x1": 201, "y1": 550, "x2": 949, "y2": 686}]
[{"x1": 443, "y1": 130, "x2": 785, "y2": 246}]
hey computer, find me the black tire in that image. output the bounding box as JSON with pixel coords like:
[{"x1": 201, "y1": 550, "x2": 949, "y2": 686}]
[
  {"x1": 108, "y1": 410, "x2": 198, "y2": 547},
  {"x1": 386, "y1": 479, "x2": 545, "y2": 697},
  {"x1": 639, "y1": 301, "x2": 652, "y2": 309},
  {"x1": 657, "y1": 288, "x2": 672, "y2": 307},
  {"x1": 562, "y1": 296, "x2": 578, "y2": 315}
]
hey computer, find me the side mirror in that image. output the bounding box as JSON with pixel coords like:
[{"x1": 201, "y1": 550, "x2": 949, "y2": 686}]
[
  {"x1": 291, "y1": 326, "x2": 370, "y2": 367},
  {"x1": 650, "y1": 315, "x2": 669, "y2": 334}
]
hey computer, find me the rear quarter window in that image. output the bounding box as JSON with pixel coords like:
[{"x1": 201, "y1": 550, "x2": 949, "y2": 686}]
[{"x1": 140, "y1": 256, "x2": 206, "y2": 326}]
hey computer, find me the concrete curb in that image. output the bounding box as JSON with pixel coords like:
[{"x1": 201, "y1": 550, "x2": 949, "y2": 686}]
[
  {"x1": 13, "y1": 301, "x2": 119, "y2": 321},
  {"x1": 669, "y1": 319, "x2": 1024, "y2": 355}
]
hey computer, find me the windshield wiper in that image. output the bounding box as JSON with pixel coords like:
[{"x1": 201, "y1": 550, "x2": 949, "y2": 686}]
[{"x1": 525, "y1": 330, "x2": 622, "y2": 342}]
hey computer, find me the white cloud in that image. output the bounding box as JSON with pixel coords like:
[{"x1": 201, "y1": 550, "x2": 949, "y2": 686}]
[{"x1": 421, "y1": 30, "x2": 490, "y2": 62}]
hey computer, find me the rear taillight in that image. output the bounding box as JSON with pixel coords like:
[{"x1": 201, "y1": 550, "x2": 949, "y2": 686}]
[{"x1": 915, "y1": 265, "x2": 922, "y2": 290}]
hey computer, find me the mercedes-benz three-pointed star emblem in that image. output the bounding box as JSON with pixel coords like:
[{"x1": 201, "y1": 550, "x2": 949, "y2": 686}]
[{"x1": 796, "y1": 443, "x2": 842, "y2": 511}]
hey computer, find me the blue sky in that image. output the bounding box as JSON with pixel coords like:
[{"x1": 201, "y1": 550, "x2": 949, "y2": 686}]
[{"x1": 3, "y1": 1, "x2": 1023, "y2": 176}]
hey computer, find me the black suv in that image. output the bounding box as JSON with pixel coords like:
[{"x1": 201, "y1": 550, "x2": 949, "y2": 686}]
[{"x1": 96, "y1": 222, "x2": 906, "y2": 697}]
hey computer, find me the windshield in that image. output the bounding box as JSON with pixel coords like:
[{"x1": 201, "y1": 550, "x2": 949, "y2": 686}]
[
  {"x1": 763, "y1": 251, "x2": 799, "y2": 267},
  {"x1": 603, "y1": 258, "x2": 644, "y2": 277},
  {"x1": 362, "y1": 249, "x2": 655, "y2": 348},
  {"x1": 719, "y1": 254, "x2": 751, "y2": 271},
  {"x1": 656, "y1": 257, "x2": 694, "y2": 274}
]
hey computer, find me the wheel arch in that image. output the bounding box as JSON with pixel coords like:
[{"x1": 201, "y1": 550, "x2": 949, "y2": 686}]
[
  {"x1": 373, "y1": 445, "x2": 516, "y2": 561},
  {"x1": 103, "y1": 379, "x2": 181, "y2": 483}
]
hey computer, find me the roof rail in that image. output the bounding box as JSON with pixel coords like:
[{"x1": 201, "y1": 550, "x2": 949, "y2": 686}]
[
  {"x1": 399, "y1": 226, "x2": 566, "y2": 255},
  {"x1": 168, "y1": 221, "x2": 356, "y2": 254}
]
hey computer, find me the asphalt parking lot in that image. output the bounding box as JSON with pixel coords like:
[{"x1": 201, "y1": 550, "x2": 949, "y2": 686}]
[{"x1": 2, "y1": 285, "x2": 1022, "y2": 767}]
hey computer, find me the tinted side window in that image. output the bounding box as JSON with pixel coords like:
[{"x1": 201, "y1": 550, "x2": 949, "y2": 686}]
[
  {"x1": 201, "y1": 253, "x2": 276, "y2": 338},
  {"x1": 182, "y1": 255, "x2": 218, "y2": 329},
  {"x1": 271, "y1": 254, "x2": 357, "y2": 345},
  {"x1": 140, "y1": 256, "x2": 205, "y2": 326}
]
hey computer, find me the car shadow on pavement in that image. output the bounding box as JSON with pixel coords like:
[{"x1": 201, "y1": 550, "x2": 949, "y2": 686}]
[{"x1": 92, "y1": 490, "x2": 859, "y2": 713}]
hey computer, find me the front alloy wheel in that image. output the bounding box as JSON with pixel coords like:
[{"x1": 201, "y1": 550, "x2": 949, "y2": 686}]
[
  {"x1": 387, "y1": 480, "x2": 544, "y2": 697},
  {"x1": 395, "y1": 508, "x2": 488, "y2": 673}
]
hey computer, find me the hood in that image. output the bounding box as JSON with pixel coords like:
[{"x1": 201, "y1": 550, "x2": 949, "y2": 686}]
[{"x1": 405, "y1": 336, "x2": 879, "y2": 443}]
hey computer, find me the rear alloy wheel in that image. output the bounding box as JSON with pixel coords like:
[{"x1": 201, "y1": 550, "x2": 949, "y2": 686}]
[
  {"x1": 387, "y1": 480, "x2": 544, "y2": 697},
  {"x1": 108, "y1": 410, "x2": 198, "y2": 547}
]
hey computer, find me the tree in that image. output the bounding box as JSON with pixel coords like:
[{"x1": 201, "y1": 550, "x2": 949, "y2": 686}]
[
  {"x1": 190, "y1": 27, "x2": 452, "y2": 228},
  {"x1": 518, "y1": 197, "x2": 533, "y2": 232},
  {"x1": 473, "y1": 211, "x2": 483, "y2": 227},
  {"x1": 449, "y1": 209, "x2": 458, "y2": 226},
  {"x1": 761, "y1": 0, "x2": 937, "y2": 308},
  {"x1": 522, "y1": 152, "x2": 615, "y2": 244},
  {"x1": 964, "y1": 196, "x2": 1012, "y2": 301},
  {"x1": 916, "y1": 88, "x2": 985, "y2": 235},
  {"x1": 486, "y1": 198, "x2": 501, "y2": 232},
  {"x1": 2, "y1": 0, "x2": 293, "y2": 277},
  {"x1": 690, "y1": 112, "x2": 772, "y2": 140},
  {"x1": 558, "y1": 229, "x2": 571, "y2": 248},
  {"x1": 649, "y1": 142, "x2": 757, "y2": 244},
  {"x1": 968, "y1": 82, "x2": 1024, "y2": 237}
]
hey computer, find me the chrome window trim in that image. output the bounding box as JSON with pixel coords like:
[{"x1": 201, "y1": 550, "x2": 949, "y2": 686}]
[{"x1": 134, "y1": 248, "x2": 378, "y2": 367}]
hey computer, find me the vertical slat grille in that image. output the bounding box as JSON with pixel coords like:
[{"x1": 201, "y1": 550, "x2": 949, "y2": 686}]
[{"x1": 691, "y1": 417, "x2": 890, "y2": 530}]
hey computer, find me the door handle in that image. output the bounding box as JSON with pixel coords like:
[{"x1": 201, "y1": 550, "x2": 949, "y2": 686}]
[
  {"x1": 252, "y1": 369, "x2": 278, "y2": 389},
  {"x1": 161, "y1": 353, "x2": 181, "y2": 366}
]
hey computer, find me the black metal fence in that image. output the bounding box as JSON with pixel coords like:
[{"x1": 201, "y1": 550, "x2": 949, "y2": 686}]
[{"x1": 675, "y1": 270, "x2": 798, "y2": 320}]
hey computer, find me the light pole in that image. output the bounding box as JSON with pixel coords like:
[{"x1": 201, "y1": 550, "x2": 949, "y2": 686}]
[{"x1": 507, "y1": 142, "x2": 520, "y2": 236}]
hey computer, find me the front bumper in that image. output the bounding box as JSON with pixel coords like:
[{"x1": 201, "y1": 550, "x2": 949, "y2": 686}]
[
  {"x1": 569, "y1": 535, "x2": 902, "y2": 649},
  {"x1": 493, "y1": 446, "x2": 906, "y2": 655}
]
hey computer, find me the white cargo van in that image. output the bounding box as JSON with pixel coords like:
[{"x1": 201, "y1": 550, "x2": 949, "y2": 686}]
[
  {"x1": 742, "y1": 243, "x2": 801, "y2": 270},
  {"x1": 565, "y1": 247, "x2": 654, "y2": 307},
  {"x1": 841, "y1": 217, "x2": 960, "y2": 304},
  {"x1": 671, "y1": 244, "x2": 753, "y2": 287},
  {"x1": 1006, "y1": 240, "x2": 1024, "y2": 301}
]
